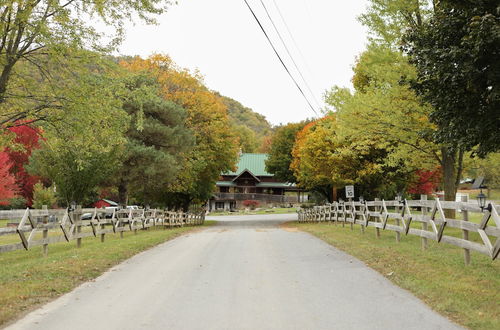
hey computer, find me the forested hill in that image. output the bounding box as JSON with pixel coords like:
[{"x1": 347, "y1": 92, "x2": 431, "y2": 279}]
[{"x1": 218, "y1": 94, "x2": 272, "y2": 138}]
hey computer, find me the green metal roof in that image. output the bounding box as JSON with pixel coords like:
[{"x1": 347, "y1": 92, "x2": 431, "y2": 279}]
[
  {"x1": 216, "y1": 181, "x2": 236, "y2": 187},
  {"x1": 224, "y1": 153, "x2": 272, "y2": 176}
]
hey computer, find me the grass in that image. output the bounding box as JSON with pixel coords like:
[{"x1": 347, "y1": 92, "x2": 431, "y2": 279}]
[
  {"x1": 458, "y1": 188, "x2": 500, "y2": 202},
  {"x1": 488, "y1": 189, "x2": 500, "y2": 201},
  {"x1": 209, "y1": 207, "x2": 297, "y2": 216},
  {"x1": 291, "y1": 221, "x2": 499, "y2": 329},
  {"x1": 0, "y1": 222, "x2": 215, "y2": 327}
]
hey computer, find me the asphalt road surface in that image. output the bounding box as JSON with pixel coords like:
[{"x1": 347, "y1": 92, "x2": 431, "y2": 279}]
[{"x1": 6, "y1": 214, "x2": 460, "y2": 330}]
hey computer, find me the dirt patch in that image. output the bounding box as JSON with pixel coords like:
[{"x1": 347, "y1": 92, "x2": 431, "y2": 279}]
[
  {"x1": 255, "y1": 229, "x2": 267, "y2": 232},
  {"x1": 279, "y1": 222, "x2": 299, "y2": 232}
]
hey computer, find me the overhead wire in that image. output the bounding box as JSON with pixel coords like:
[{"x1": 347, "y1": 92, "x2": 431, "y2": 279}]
[
  {"x1": 242, "y1": 0, "x2": 318, "y2": 116},
  {"x1": 270, "y1": 0, "x2": 317, "y2": 90},
  {"x1": 259, "y1": 0, "x2": 321, "y2": 109}
]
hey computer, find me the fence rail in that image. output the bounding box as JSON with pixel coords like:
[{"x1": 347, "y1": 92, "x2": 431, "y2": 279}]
[
  {"x1": 0, "y1": 207, "x2": 205, "y2": 256},
  {"x1": 297, "y1": 197, "x2": 500, "y2": 264}
]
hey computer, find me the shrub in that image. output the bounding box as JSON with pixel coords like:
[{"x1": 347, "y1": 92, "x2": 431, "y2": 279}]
[
  {"x1": 0, "y1": 197, "x2": 27, "y2": 210},
  {"x1": 242, "y1": 200, "x2": 259, "y2": 210},
  {"x1": 32, "y1": 183, "x2": 57, "y2": 209},
  {"x1": 9, "y1": 197, "x2": 27, "y2": 209}
]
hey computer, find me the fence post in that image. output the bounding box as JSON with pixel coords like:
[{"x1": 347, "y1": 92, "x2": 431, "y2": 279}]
[
  {"x1": 360, "y1": 202, "x2": 365, "y2": 234},
  {"x1": 375, "y1": 198, "x2": 381, "y2": 238},
  {"x1": 42, "y1": 205, "x2": 48, "y2": 257},
  {"x1": 421, "y1": 195, "x2": 428, "y2": 250},
  {"x1": 75, "y1": 205, "x2": 82, "y2": 248},
  {"x1": 100, "y1": 216, "x2": 105, "y2": 243},
  {"x1": 119, "y1": 211, "x2": 124, "y2": 238},
  {"x1": 395, "y1": 201, "x2": 401, "y2": 243},
  {"x1": 349, "y1": 199, "x2": 354, "y2": 231},
  {"x1": 342, "y1": 203, "x2": 346, "y2": 227},
  {"x1": 461, "y1": 195, "x2": 471, "y2": 265},
  {"x1": 132, "y1": 210, "x2": 138, "y2": 235}
]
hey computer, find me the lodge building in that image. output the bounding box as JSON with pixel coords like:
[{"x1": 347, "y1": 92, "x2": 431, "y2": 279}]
[{"x1": 208, "y1": 153, "x2": 303, "y2": 211}]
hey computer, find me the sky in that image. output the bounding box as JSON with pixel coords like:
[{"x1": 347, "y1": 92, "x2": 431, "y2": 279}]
[{"x1": 116, "y1": 0, "x2": 369, "y2": 125}]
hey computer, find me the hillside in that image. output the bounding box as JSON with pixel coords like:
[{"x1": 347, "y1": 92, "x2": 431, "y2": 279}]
[
  {"x1": 216, "y1": 94, "x2": 273, "y2": 153},
  {"x1": 218, "y1": 94, "x2": 272, "y2": 138}
]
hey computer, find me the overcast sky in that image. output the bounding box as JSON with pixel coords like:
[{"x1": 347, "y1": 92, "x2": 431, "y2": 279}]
[{"x1": 117, "y1": 0, "x2": 369, "y2": 125}]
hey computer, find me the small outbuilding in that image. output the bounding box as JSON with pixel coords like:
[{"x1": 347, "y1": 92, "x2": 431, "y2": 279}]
[{"x1": 94, "y1": 199, "x2": 119, "y2": 208}]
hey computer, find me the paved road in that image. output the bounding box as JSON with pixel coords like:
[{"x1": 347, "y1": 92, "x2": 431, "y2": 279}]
[{"x1": 6, "y1": 214, "x2": 460, "y2": 330}]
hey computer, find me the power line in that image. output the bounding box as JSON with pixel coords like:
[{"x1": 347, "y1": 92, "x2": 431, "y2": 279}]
[
  {"x1": 271, "y1": 0, "x2": 317, "y2": 91},
  {"x1": 242, "y1": 0, "x2": 318, "y2": 116},
  {"x1": 259, "y1": 0, "x2": 321, "y2": 109}
]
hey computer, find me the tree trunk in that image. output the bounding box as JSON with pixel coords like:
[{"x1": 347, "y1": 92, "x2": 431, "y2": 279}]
[
  {"x1": 321, "y1": 185, "x2": 333, "y2": 203},
  {"x1": 118, "y1": 179, "x2": 128, "y2": 206},
  {"x1": 441, "y1": 147, "x2": 458, "y2": 218},
  {"x1": 0, "y1": 61, "x2": 15, "y2": 104},
  {"x1": 332, "y1": 186, "x2": 338, "y2": 202}
]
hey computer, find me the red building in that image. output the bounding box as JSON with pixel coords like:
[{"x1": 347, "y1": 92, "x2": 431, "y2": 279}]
[{"x1": 93, "y1": 199, "x2": 119, "y2": 209}]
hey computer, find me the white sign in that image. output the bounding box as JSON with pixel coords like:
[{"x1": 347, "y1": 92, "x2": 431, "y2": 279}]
[{"x1": 345, "y1": 185, "x2": 355, "y2": 198}]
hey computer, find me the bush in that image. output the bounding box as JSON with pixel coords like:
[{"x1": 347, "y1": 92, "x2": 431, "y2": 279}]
[
  {"x1": 242, "y1": 200, "x2": 259, "y2": 210},
  {"x1": 9, "y1": 197, "x2": 27, "y2": 209},
  {"x1": 0, "y1": 197, "x2": 27, "y2": 210},
  {"x1": 32, "y1": 183, "x2": 57, "y2": 209}
]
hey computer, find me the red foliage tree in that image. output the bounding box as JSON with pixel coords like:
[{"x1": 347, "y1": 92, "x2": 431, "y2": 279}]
[
  {"x1": 4, "y1": 124, "x2": 42, "y2": 206},
  {"x1": 0, "y1": 153, "x2": 18, "y2": 205},
  {"x1": 407, "y1": 169, "x2": 441, "y2": 195}
]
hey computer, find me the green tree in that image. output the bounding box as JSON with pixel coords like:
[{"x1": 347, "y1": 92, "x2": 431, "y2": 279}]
[
  {"x1": 0, "y1": 0, "x2": 173, "y2": 130},
  {"x1": 290, "y1": 115, "x2": 411, "y2": 201},
  {"x1": 115, "y1": 72, "x2": 195, "y2": 206},
  {"x1": 324, "y1": 0, "x2": 470, "y2": 203},
  {"x1": 265, "y1": 121, "x2": 309, "y2": 183},
  {"x1": 121, "y1": 55, "x2": 239, "y2": 209},
  {"x1": 233, "y1": 124, "x2": 259, "y2": 153},
  {"x1": 28, "y1": 72, "x2": 129, "y2": 205},
  {"x1": 359, "y1": 0, "x2": 433, "y2": 47},
  {"x1": 403, "y1": 0, "x2": 500, "y2": 157},
  {"x1": 327, "y1": 44, "x2": 466, "y2": 202},
  {"x1": 465, "y1": 153, "x2": 500, "y2": 190}
]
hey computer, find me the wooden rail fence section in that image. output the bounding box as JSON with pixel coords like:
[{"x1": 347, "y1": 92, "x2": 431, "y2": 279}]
[
  {"x1": 0, "y1": 208, "x2": 205, "y2": 255},
  {"x1": 297, "y1": 198, "x2": 500, "y2": 264}
]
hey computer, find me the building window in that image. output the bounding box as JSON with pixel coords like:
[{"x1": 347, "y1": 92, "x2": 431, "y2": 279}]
[
  {"x1": 219, "y1": 186, "x2": 229, "y2": 193},
  {"x1": 215, "y1": 202, "x2": 224, "y2": 210}
]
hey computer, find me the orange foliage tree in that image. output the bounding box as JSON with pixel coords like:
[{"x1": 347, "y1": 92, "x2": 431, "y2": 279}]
[{"x1": 290, "y1": 115, "x2": 406, "y2": 201}]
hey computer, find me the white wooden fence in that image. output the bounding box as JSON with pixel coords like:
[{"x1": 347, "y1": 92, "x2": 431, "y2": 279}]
[
  {"x1": 297, "y1": 197, "x2": 499, "y2": 265},
  {"x1": 0, "y1": 207, "x2": 205, "y2": 255}
]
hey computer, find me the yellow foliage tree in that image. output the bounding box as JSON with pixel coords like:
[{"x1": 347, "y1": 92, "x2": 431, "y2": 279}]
[{"x1": 120, "y1": 54, "x2": 238, "y2": 207}]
